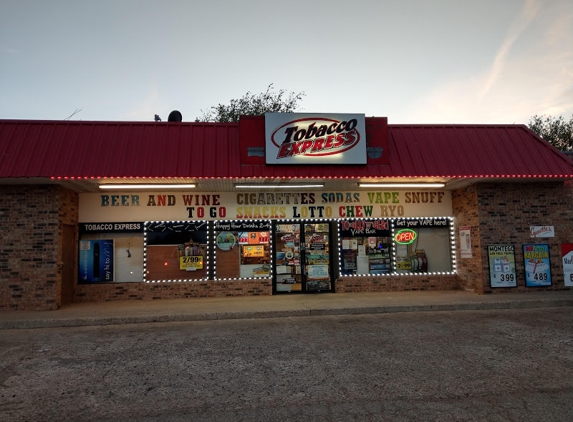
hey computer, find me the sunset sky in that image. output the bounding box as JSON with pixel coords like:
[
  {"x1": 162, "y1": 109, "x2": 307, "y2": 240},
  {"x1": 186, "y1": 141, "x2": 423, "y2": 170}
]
[{"x1": 1, "y1": 0, "x2": 572, "y2": 124}]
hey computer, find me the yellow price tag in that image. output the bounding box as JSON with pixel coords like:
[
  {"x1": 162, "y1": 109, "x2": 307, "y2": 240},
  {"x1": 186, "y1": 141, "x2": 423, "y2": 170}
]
[
  {"x1": 179, "y1": 256, "x2": 203, "y2": 270},
  {"x1": 243, "y1": 245, "x2": 265, "y2": 258}
]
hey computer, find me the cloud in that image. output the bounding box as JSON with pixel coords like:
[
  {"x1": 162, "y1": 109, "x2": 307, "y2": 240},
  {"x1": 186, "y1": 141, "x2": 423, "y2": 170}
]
[
  {"x1": 0, "y1": 45, "x2": 18, "y2": 54},
  {"x1": 479, "y1": 0, "x2": 540, "y2": 101},
  {"x1": 404, "y1": 0, "x2": 573, "y2": 124}
]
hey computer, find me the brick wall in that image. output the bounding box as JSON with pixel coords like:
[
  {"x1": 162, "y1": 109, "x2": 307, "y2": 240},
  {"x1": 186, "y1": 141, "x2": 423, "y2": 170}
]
[
  {"x1": 68, "y1": 181, "x2": 573, "y2": 301},
  {"x1": 59, "y1": 186, "x2": 79, "y2": 226},
  {"x1": 59, "y1": 187, "x2": 80, "y2": 305},
  {"x1": 452, "y1": 185, "x2": 484, "y2": 292},
  {"x1": 74, "y1": 279, "x2": 272, "y2": 302},
  {"x1": 3, "y1": 181, "x2": 571, "y2": 310},
  {"x1": 0, "y1": 185, "x2": 79, "y2": 311},
  {"x1": 78, "y1": 275, "x2": 457, "y2": 300},
  {"x1": 476, "y1": 182, "x2": 572, "y2": 293},
  {"x1": 336, "y1": 274, "x2": 459, "y2": 293}
]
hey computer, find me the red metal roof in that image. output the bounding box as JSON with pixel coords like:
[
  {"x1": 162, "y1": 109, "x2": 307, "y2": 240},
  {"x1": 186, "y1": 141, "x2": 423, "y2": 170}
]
[{"x1": 1, "y1": 119, "x2": 572, "y2": 180}]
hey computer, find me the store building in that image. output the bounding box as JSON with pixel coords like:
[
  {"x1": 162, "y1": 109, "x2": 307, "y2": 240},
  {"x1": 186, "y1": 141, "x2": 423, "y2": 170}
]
[{"x1": 1, "y1": 114, "x2": 572, "y2": 311}]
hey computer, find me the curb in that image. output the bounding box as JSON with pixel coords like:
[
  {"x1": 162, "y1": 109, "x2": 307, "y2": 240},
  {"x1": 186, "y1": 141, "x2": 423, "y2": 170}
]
[{"x1": 2, "y1": 298, "x2": 572, "y2": 330}]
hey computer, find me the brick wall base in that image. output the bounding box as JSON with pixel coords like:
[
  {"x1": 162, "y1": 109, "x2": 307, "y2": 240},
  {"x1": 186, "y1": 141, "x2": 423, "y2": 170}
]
[
  {"x1": 73, "y1": 275, "x2": 459, "y2": 302},
  {"x1": 74, "y1": 279, "x2": 272, "y2": 302},
  {"x1": 336, "y1": 275, "x2": 460, "y2": 293}
]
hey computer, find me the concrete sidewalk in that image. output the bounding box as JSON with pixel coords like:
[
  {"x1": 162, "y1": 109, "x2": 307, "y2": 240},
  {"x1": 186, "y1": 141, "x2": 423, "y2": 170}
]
[{"x1": 1, "y1": 290, "x2": 573, "y2": 330}]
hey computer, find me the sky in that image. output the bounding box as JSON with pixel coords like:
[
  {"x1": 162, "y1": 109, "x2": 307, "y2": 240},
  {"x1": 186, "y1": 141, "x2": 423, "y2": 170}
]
[{"x1": 0, "y1": 0, "x2": 572, "y2": 124}]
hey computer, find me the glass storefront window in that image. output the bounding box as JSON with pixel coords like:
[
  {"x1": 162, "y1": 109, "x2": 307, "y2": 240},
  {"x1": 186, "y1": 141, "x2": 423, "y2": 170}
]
[
  {"x1": 78, "y1": 216, "x2": 454, "y2": 285},
  {"x1": 214, "y1": 221, "x2": 271, "y2": 279},
  {"x1": 339, "y1": 219, "x2": 392, "y2": 276},
  {"x1": 78, "y1": 223, "x2": 145, "y2": 283},
  {"x1": 339, "y1": 218, "x2": 454, "y2": 275},
  {"x1": 393, "y1": 218, "x2": 453, "y2": 273},
  {"x1": 144, "y1": 221, "x2": 209, "y2": 281}
]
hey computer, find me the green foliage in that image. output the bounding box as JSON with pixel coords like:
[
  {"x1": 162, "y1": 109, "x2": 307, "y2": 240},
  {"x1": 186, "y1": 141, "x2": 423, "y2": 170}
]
[
  {"x1": 197, "y1": 84, "x2": 305, "y2": 123},
  {"x1": 527, "y1": 114, "x2": 573, "y2": 151}
]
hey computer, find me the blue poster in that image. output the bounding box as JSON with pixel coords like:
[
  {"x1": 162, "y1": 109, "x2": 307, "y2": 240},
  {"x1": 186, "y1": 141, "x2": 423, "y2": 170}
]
[
  {"x1": 523, "y1": 244, "x2": 551, "y2": 287},
  {"x1": 79, "y1": 240, "x2": 114, "y2": 283}
]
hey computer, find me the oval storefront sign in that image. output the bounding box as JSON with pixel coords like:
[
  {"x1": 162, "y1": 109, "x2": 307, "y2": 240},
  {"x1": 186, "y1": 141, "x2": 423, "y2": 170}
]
[
  {"x1": 265, "y1": 113, "x2": 367, "y2": 164},
  {"x1": 395, "y1": 229, "x2": 417, "y2": 244}
]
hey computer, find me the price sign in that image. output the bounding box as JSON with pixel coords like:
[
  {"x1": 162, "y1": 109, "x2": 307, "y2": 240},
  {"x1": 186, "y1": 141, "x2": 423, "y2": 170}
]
[
  {"x1": 243, "y1": 245, "x2": 265, "y2": 257},
  {"x1": 179, "y1": 256, "x2": 203, "y2": 270},
  {"x1": 523, "y1": 244, "x2": 551, "y2": 287},
  {"x1": 488, "y1": 245, "x2": 517, "y2": 288},
  {"x1": 396, "y1": 260, "x2": 412, "y2": 270}
]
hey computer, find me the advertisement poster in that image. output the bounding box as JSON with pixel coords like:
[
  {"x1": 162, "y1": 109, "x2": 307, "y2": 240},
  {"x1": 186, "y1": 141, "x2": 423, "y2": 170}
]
[
  {"x1": 487, "y1": 245, "x2": 517, "y2": 288},
  {"x1": 460, "y1": 226, "x2": 472, "y2": 258},
  {"x1": 530, "y1": 226, "x2": 555, "y2": 238},
  {"x1": 307, "y1": 265, "x2": 329, "y2": 279},
  {"x1": 216, "y1": 232, "x2": 236, "y2": 251},
  {"x1": 242, "y1": 245, "x2": 265, "y2": 258},
  {"x1": 523, "y1": 244, "x2": 552, "y2": 287},
  {"x1": 238, "y1": 232, "x2": 269, "y2": 245},
  {"x1": 563, "y1": 244, "x2": 573, "y2": 287},
  {"x1": 79, "y1": 239, "x2": 114, "y2": 283}
]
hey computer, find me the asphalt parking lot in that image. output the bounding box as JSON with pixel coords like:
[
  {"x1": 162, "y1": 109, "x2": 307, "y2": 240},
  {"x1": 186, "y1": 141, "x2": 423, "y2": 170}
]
[{"x1": 2, "y1": 307, "x2": 572, "y2": 421}]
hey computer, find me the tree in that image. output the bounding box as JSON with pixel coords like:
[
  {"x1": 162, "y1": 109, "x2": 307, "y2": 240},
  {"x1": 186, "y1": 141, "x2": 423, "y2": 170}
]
[
  {"x1": 197, "y1": 84, "x2": 305, "y2": 123},
  {"x1": 527, "y1": 114, "x2": 573, "y2": 151}
]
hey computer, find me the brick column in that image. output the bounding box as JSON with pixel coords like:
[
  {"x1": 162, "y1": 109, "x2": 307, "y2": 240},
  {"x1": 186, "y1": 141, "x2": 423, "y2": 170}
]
[
  {"x1": 452, "y1": 185, "x2": 484, "y2": 293},
  {"x1": 0, "y1": 185, "x2": 78, "y2": 310}
]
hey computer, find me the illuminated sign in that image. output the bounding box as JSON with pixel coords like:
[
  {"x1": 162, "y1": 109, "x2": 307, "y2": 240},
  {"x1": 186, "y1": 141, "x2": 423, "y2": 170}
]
[
  {"x1": 394, "y1": 229, "x2": 417, "y2": 244},
  {"x1": 265, "y1": 113, "x2": 367, "y2": 164}
]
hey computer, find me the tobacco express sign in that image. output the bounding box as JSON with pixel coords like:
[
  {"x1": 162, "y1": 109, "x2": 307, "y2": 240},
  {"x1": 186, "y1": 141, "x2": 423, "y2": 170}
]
[{"x1": 265, "y1": 113, "x2": 367, "y2": 164}]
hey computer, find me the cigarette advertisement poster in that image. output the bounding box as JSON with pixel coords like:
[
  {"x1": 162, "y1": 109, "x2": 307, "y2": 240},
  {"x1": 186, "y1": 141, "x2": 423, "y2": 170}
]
[
  {"x1": 523, "y1": 244, "x2": 552, "y2": 287},
  {"x1": 79, "y1": 239, "x2": 114, "y2": 283},
  {"x1": 487, "y1": 245, "x2": 517, "y2": 288},
  {"x1": 563, "y1": 244, "x2": 573, "y2": 287}
]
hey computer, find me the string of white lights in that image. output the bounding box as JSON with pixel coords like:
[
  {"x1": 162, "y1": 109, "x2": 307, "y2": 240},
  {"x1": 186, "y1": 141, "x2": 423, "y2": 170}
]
[
  {"x1": 213, "y1": 219, "x2": 273, "y2": 281},
  {"x1": 142, "y1": 216, "x2": 457, "y2": 283},
  {"x1": 143, "y1": 220, "x2": 210, "y2": 283}
]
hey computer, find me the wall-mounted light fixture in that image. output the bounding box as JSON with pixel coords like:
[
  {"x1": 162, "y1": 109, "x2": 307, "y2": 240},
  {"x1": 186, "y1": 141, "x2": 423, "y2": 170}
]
[
  {"x1": 235, "y1": 184, "x2": 324, "y2": 189},
  {"x1": 357, "y1": 183, "x2": 445, "y2": 188},
  {"x1": 99, "y1": 184, "x2": 196, "y2": 189}
]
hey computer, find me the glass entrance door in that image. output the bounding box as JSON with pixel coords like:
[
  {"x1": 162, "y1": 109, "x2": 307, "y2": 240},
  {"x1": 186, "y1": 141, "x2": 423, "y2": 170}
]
[{"x1": 273, "y1": 221, "x2": 334, "y2": 293}]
